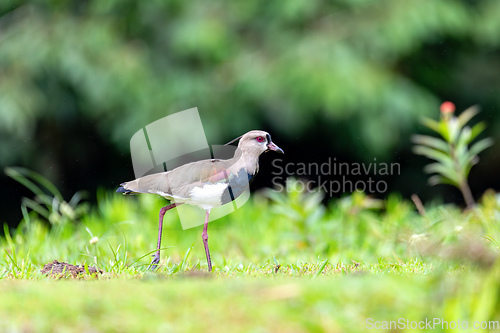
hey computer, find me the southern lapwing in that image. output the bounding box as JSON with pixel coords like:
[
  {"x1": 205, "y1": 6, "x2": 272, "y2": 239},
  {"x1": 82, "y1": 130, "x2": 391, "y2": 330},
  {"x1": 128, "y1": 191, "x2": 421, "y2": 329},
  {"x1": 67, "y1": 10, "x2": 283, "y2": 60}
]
[{"x1": 117, "y1": 130, "x2": 284, "y2": 272}]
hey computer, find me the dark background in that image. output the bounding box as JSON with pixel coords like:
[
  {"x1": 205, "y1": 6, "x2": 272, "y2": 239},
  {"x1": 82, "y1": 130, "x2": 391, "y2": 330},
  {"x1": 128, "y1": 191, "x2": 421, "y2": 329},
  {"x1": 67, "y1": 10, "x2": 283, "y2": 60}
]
[{"x1": 1, "y1": 0, "x2": 500, "y2": 227}]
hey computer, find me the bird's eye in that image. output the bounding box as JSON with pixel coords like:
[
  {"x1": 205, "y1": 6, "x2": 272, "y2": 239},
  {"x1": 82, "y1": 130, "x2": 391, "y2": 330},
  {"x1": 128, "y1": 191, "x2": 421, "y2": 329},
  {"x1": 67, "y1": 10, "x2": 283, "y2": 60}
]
[{"x1": 256, "y1": 136, "x2": 264, "y2": 143}]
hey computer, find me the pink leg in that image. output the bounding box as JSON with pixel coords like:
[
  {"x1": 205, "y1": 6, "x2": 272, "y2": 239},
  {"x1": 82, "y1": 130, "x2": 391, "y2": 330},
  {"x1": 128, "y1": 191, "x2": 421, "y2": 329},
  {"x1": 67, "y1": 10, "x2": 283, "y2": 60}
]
[
  {"x1": 202, "y1": 209, "x2": 212, "y2": 272},
  {"x1": 148, "y1": 203, "x2": 182, "y2": 271}
]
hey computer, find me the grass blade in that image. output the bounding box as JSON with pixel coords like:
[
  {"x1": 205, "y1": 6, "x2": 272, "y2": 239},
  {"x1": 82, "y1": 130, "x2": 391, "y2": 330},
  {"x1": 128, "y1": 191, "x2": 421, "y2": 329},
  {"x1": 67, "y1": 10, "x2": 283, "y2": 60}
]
[{"x1": 314, "y1": 259, "x2": 329, "y2": 278}]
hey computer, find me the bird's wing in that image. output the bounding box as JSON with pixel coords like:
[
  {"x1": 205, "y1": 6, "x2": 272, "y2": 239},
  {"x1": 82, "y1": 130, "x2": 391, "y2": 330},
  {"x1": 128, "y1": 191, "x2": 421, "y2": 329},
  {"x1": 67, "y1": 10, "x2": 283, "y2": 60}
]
[{"x1": 119, "y1": 159, "x2": 236, "y2": 199}]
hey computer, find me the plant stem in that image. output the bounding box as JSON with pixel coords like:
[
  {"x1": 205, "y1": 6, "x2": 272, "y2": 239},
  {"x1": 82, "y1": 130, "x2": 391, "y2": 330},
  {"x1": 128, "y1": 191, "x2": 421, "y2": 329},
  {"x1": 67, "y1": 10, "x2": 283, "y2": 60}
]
[
  {"x1": 459, "y1": 180, "x2": 475, "y2": 209},
  {"x1": 450, "y1": 143, "x2": 476, "y2": 209}
]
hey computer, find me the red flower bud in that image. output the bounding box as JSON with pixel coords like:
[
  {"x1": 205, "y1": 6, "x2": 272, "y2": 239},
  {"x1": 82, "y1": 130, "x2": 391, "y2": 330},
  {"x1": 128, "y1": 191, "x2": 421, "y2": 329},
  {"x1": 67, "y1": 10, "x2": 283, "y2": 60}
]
[{"x1": 440, "y1": 101, "x2": 455, "y2": 114}]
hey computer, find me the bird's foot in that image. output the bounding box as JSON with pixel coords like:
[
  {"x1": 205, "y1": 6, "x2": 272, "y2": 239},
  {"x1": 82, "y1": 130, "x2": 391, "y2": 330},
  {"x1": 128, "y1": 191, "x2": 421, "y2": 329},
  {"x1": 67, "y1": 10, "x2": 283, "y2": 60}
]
[{"x1": 148, "y1": 253, "x2": 160, "y2": 271}]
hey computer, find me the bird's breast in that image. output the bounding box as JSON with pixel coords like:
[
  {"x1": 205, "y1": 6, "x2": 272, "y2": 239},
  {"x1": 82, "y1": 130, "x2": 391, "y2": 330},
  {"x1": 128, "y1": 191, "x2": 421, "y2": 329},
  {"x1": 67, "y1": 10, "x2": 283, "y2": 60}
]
[
  {"x1": 220, "y1": 169, "x2": 254, "y2": 205},
  {"x1": 188, "y1": 183, "x2": 227, "y2": 210}
]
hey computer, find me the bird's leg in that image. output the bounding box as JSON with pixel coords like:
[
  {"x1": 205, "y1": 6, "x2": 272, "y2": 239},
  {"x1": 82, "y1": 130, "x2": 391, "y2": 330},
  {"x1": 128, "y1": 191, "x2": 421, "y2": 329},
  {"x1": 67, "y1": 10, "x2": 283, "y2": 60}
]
[
  {"x1": 148, "y1": 203, "x2": 181, "y2": 271},
  {"x1": 202, "y1": 209, "x2": 212, "y2": 272}
]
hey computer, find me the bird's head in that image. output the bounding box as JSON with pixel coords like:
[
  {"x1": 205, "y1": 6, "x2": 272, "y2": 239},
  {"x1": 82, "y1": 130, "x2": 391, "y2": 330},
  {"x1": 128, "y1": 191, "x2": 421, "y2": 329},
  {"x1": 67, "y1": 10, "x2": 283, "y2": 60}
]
[{"x1": 227, "y1": 130, "x2": 284, "y2": 156}]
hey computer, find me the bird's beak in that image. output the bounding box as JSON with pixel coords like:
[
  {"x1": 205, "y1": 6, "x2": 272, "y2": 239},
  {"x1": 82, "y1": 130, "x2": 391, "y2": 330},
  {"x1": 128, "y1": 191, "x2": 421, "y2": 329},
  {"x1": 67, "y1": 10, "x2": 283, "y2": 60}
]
[{"x1": 267, "y1": 141, "x2": 284, "y2": 154}]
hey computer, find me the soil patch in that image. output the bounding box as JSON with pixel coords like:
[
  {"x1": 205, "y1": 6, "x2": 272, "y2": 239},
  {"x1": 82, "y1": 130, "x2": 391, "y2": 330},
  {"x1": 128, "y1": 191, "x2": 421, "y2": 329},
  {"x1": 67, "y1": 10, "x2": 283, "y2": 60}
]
[{"x1": 41, "y1": 260, "x2": 103, "y2": 278}]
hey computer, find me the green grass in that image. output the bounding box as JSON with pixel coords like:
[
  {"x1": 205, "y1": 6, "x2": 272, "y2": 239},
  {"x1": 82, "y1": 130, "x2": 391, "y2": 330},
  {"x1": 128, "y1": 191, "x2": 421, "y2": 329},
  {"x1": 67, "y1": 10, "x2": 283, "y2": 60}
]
[
  {"x1": 1, "y1": 270, "x2": 498, "y2": 332},
  {"x1": 2, "y1": 182, "x2": 500, "y2": 332}
]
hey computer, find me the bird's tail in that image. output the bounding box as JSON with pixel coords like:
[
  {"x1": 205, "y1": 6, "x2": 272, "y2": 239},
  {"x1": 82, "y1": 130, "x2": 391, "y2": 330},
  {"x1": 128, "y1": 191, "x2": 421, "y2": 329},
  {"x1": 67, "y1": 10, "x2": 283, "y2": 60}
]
[{"x1": 116, "y1": 185, "x2": 133, "y2": 194}]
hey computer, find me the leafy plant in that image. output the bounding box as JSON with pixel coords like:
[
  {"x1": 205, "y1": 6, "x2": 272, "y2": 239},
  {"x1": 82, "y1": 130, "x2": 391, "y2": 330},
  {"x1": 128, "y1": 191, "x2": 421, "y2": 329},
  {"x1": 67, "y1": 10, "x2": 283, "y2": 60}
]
[
  {"x1": 263, "y1": 178, "x2": 325, "y2": 248},
  {"x1": 412, "y1": 102, "x2": 493, "y2": 208},
  {"x1": 4, "y1": 167, "x2": 88, "y2": 226}
]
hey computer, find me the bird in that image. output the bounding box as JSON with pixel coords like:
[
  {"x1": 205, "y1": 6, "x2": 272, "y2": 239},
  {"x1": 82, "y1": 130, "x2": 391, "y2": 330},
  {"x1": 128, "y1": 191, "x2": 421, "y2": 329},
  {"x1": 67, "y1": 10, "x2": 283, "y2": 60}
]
[{"x1": 116, "y1": 130, "x2": 284, "y2": 272}]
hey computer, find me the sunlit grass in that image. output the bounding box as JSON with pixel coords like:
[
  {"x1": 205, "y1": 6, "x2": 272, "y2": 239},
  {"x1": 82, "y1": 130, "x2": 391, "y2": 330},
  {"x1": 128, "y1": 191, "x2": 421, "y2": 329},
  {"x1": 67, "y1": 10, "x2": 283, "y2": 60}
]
[{"x1": 1, "y1": 179, "x2": 500, "y2": 331}]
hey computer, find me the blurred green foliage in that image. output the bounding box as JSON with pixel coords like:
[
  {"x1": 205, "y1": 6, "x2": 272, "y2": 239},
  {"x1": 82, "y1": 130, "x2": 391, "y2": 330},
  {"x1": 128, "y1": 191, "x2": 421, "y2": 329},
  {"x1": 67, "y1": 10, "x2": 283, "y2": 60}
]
[
  {"x1": 2, "y1": 2, "x2": 500, "y2": 327},
  {"x1": 1, "y1": 0, "x2": 500, "y2": 169},
  {"x1": 5, "y1": 166, "x2": 89, "y2": 225}
]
